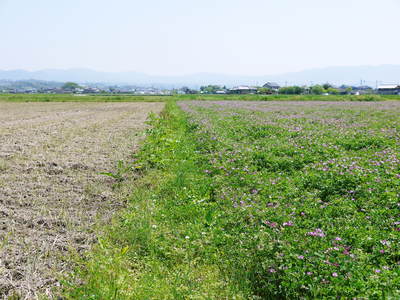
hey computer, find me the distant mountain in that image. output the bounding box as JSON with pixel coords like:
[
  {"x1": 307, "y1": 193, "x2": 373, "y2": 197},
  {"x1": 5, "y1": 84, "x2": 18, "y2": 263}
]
[
  {"x1": 0, "y1": 65, "x2": 399, "y2": 87},
  {"x1": 0, "y1": 69, "x2": 150, "y2": 85},
  {"x1": 0, "y1": 79, "x2": 62, "y2": 89}
]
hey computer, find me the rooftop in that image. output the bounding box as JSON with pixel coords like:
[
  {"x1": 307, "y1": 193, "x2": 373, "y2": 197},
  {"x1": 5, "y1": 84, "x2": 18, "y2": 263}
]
[{"x1": 377, "y1": 85, "x2": 400, "y2": 89}]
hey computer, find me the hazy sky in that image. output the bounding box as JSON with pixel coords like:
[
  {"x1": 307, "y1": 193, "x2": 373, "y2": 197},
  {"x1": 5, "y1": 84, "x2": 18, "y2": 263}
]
[{"x1": 1, "y1": 0, "x2": 399, "y2": 76}]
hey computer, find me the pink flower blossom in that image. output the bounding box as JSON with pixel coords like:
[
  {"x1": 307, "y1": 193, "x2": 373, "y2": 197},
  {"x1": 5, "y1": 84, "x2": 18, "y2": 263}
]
[
  {"x1": 264, "y1": 220, "x2": 278, "y2": 228},
  {"x1": 283, "y1": 221, "x2": 294, "y2": 227},
  {"x1": 307, "y1": 228, "x2": 325, "y2": 237}
]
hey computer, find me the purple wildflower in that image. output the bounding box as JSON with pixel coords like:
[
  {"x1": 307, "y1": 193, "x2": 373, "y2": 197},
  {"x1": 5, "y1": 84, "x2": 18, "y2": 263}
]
[
  {"x1": 264, "y1": 221, "x2": 278, "y2": 228},
  {"x1": 283, "y1": 221, "x2": 294, "y2": 227},
  {"x1": 250, "y1": 189, "x2": 259, "y2": 194},
  {"x1": 307, "y1": 228, "x2": 325, "y2": 237}
]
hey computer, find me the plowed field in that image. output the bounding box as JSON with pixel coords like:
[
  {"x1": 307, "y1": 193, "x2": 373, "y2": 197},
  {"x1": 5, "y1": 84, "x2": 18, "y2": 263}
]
[{"x1": 0, "y1": 102, "x2": 164, "y2": 299}]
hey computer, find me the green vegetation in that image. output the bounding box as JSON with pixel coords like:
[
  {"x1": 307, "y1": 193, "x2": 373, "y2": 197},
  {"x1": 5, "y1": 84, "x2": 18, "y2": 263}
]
[
  {"x1": 256, "y1": 87, "x2": 273, "y2": 94},
  {"x1": 62, "y1": 101, "x2": 242, "y2": 299},
  {"x1": 0, "y1": 94, "x2": 170, "y2": 102},
  {"x1": 278, "y1": 86, "x2": 305, "y2": 95},
  {"x1": 1, "y1": 93, "x2": 400, "y2": 103},
  {"x1": 63, "y1": 100, "x2": 400, "y2": 299},
  {"x1": 176, "y1": 101, "x2": 400, "y2": 298},
  {"x1": 62, "y1": 82, "x2": 82, "y2": 90},
  {"x1": 310, "y1": 84, "x2": 326, "y2": 95},
  {"x1": 200, "y1": 85, "x2": 225, "y2": 94}
]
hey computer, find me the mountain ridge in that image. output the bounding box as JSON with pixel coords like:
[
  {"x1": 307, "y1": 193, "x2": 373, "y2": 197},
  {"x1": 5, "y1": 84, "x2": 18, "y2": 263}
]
[{"x1": 0, "y1": 65, "x2": 399, "y2": 87}]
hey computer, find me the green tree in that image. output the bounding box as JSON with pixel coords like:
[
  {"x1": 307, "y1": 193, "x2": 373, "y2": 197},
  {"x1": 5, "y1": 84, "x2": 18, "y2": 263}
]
[
  {"x1": 279, "y1": 86, "x2": 304, "y2": 95},
  {"x1": 181, "y1": 86, "x2": 198, "y2": 94},
  {"x1": 62, "y1": 82, "x2": 81, "y2": 90},
  {"x1": 257, "y1": 87, "x2": 272, "y2": 94},
  {"x1": 200, "y1": 85, "x2": 222, "y2": 94},
  {"x1": 310, "y1": 85, "x2": 326, "y2": 95},
  {"x1": 327, "y1": 87, "x2": 339, "y2": 95},
  {"x1": 322, "y1": 83, "x2": 332, "y2": 90}
]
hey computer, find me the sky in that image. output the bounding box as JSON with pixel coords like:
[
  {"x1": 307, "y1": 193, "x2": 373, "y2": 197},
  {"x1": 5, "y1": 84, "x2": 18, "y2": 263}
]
[{"x1": 0, "y1": 0, "x2": 399, "y2": 76}]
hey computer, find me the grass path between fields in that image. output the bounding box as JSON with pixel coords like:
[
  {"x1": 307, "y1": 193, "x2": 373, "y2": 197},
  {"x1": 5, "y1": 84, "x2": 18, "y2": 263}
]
[{"x1": 62, "y1": 101, "x2": 244, "y2": 299}]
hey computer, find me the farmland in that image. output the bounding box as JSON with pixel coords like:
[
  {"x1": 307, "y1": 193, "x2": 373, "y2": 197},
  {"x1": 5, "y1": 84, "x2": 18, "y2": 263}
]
[
  {"x1": 0, "y1": 102, "x2": 164, "y2": 298},
  {"x1": 64, "y1": 99, "x2": 400, "y2": 299},
  {"x1": 1, "y1": 93, "x2": 400, "y2": 103},
  {"x1": 0, "y1": 96, "x2": 399, "y2": 299},
  {"x1": 177, "y1": 101, "x2": 400, "y2": 298}
]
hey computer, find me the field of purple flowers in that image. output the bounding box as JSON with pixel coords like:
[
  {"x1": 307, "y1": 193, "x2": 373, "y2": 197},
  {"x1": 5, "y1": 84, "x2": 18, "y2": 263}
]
[{"x1": 179, "y1": 101, "x2": 400, "y2": 298}]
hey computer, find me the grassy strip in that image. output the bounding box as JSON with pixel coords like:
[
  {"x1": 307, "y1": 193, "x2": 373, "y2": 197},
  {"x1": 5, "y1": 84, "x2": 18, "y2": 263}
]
[
  {"x1": 0, "y1": 94, "x2": 169, "y2": 102},
  {"x1": 62, "y1": 101, "x2": 243, "y2": 299},
  {"x1": 1, "y1": 93, "x2": 400, "y2": 102}
]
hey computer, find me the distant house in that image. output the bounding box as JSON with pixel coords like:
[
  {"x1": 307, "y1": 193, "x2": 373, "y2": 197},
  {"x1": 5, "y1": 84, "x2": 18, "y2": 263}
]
[
  {"x1": 228, "y1": 86, "x2": 257, "y2": 94},
  {"x1": 352, "y1": 85, "x2": 373, "y2": 95},
  {"x1": 215, "y1": 90, "x2": 227, "y2": 94},
  {"x1": 377, "y1": 85, "x2": 400, "y2": 95},
  {"x1": 355, "y1": 85, "x2": 373, "y2": 91},
  {"x1": 83, "y1": 87, "x2": 100, "y2": 94},
  {"x1": 263, "y1": 82, "x2": 280, "y2": 91}
]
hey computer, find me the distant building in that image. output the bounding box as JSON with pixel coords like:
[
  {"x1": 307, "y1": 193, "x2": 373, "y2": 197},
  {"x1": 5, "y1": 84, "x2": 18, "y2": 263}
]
[
  {"x1": 83, "y1": 87, "x2": 101, "y2": 94},
  {"x1": 263, "y1": 82, "x2": 280, "y2": 91},
  {"x1": 377, "y1": 85, "x2": 400, "y2": 95},
  {"x1": 355, "y1": 85, "x2": 373, "y2": 91},
  {"x1": 229, "y1": 86, "x2": 257, "y2": 94},
  {"x1": 352, "y1": 85, "x2": 373, "y2": 95}
]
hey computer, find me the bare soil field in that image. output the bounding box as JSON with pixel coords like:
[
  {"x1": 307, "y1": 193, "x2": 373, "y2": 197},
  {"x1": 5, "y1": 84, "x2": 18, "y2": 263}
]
[{"x1": 0, "y1": 102, "x2": 164, "y2": 299}]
